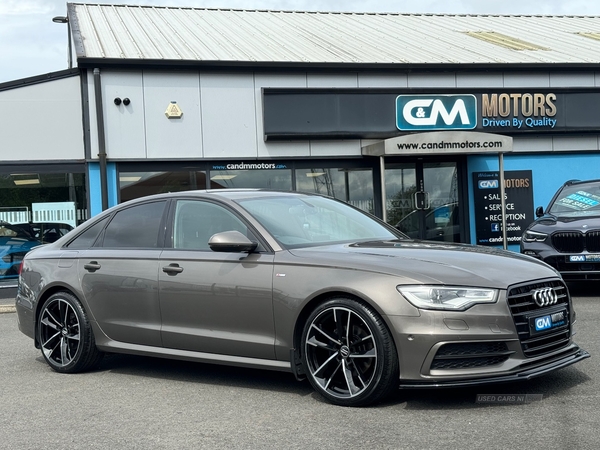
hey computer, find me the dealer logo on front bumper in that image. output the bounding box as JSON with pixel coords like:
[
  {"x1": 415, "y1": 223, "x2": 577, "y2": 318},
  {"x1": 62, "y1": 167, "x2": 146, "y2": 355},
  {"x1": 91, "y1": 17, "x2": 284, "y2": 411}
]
[{"x1": 535, "y1": 311, "x2": 566, "y2": 332}]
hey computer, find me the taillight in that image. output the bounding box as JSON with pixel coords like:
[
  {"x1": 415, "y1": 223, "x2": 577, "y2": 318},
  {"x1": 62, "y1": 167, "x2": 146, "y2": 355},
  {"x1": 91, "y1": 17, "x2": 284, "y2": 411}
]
[{"x1": 18, "y1": 260, "x2": 24, "y2": 275}]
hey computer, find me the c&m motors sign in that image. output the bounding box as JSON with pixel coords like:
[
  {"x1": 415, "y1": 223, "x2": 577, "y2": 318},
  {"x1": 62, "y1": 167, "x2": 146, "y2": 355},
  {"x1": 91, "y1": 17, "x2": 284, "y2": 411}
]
[{"x1": 396, "y1": 94, "x2": 477, "y2": 131}]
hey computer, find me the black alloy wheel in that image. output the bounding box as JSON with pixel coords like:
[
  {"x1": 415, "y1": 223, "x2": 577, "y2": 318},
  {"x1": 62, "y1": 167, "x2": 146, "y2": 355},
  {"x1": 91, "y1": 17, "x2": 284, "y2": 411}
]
[
  {"x1": 38, "y1": 291, "x2": 103, "y2": 373},
  {"x1": 301, "y1": 297, "x2": 399, "y2": 407}
]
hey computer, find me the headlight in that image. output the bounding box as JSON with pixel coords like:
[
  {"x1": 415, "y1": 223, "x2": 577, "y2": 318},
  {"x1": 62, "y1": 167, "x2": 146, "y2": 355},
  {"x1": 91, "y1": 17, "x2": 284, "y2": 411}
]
[
  {"x1": 522, "y1": 230, "x2": 548, "y2": 242},
  {"x1": 397, "y1": 286, "x2": 497, "y2": 311}
]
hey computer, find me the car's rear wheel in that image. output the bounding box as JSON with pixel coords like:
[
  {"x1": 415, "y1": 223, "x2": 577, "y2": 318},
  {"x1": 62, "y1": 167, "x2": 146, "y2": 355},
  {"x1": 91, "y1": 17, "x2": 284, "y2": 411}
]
[
  {"x1": 38, "y1": 291, "x2": 103, "y2": 373},
  {"x1": 301, "y1": 297, "x2": 399, "y2": 406}
]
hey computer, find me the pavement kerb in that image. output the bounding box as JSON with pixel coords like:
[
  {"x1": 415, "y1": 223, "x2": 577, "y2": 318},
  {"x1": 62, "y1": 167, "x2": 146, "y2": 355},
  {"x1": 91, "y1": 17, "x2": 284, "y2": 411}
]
[{"x1": 0, "y1": 305, "x2": 16, "y2": 314}]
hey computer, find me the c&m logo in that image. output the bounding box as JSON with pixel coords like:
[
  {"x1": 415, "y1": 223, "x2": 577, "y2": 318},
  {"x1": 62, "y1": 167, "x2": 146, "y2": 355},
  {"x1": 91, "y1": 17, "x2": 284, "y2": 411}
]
[
  {"x1": 396, "y1": 94, "x2": 477, "y2": 131},
  {"x1": 535, "y1": 316, "x2": 552, "y2": 332},
  {"x1": 478, "y1": 180, "x2": 499, "y2": 189}
]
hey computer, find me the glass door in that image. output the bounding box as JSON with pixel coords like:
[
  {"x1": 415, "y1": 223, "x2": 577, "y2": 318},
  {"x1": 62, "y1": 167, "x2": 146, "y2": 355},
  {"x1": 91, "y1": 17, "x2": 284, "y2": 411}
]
[{"x1": 385, "y1": 162, "x2": 460, "y2": 242}]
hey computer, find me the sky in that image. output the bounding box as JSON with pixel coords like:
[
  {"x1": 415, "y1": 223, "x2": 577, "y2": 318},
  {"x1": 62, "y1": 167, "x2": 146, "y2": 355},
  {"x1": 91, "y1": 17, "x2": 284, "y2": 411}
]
[{"x1": 2, "y1": 0, "x2": 600, "y2": 84}]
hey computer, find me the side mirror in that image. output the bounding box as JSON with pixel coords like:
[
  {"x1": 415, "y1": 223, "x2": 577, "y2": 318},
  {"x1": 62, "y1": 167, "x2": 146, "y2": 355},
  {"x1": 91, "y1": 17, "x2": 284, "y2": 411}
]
[
  {"x1": 208, "y1": 230, "x2": 258, "y2": 253},
  {"x1": 535, "y1": 206, "x2": 544, "y2": 218}
]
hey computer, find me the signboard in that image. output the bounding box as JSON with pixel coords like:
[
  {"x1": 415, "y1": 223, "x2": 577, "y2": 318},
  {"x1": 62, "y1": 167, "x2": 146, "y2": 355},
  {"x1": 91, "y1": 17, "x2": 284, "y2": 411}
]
[
  {"x1": 362, "y1": 131, "x2": 513, "y2": 156},
  {"x1": 473, "y1": 170, "x2": 533, "y2": 246},
  {"x1": 263, "y1": 88, "x2": 600, "y2": 141},
  {"x1": 396, "y1": 95, "x2": 477, "y2": 131}
]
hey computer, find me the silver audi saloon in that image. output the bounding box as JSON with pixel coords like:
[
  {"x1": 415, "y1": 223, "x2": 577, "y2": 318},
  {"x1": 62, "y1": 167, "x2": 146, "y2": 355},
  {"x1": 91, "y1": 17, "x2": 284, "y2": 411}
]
[{"x1": 16, "y1": 190, "x2": 589, "y2": 406}]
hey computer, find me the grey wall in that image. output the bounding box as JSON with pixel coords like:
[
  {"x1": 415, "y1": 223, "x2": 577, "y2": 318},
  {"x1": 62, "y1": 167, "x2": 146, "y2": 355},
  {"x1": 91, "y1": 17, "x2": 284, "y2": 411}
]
[{"x1": 85, "y1": 69, "x2": 600, "y2": 162}]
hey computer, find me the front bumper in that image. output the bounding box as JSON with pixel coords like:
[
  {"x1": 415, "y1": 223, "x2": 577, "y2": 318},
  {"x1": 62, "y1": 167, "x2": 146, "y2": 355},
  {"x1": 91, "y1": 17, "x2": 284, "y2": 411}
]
[
  {"x1": 399, "y1": 346, "x2": 589, "y2": 388},
  {"x1": 388, "y1": 281, "x2": 589, "y2": 387}
]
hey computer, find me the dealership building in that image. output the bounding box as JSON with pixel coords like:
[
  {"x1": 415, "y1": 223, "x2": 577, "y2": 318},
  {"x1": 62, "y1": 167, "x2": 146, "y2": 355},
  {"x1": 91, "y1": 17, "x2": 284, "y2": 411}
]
[{"x1": 3, "y1": 3, "x2": 600, "y2": 252}]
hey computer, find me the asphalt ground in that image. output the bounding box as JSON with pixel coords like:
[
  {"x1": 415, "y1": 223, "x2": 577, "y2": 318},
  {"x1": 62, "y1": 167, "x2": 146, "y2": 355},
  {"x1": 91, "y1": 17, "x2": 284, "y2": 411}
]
[{"x1": 0, "y1": 284, "x2": 598, "y2": 449}]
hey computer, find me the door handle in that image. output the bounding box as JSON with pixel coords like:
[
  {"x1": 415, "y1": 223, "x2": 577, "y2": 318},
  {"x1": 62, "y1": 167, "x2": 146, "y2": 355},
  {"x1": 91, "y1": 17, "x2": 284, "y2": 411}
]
[
  {"x1": 83, "y1": 261, "x2": 101, "y2": 272},
  {"x1": 162, "y1": 263, "x2": 184, "y2": 275},
  {"x1": 414, "y1": 191, "x2": 431, "y2": 210}
]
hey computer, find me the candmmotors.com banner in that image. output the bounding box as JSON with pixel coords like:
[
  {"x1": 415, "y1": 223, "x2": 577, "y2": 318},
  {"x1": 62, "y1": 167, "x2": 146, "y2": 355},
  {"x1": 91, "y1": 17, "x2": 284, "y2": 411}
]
[{"x1": 362, "y1": 131, "x2": 513, "y2": 156}]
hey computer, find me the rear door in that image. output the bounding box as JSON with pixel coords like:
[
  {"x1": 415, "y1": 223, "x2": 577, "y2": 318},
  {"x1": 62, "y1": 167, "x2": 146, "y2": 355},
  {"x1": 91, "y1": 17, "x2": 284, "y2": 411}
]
[{"x1": 78, "y1": 200, "x2": 167, "y2": 347}]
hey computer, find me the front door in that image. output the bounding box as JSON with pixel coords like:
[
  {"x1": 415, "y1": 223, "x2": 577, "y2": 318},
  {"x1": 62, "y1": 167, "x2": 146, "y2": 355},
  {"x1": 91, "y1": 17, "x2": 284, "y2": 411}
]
[
  {"x1": 385, "y1": 161, "x2": 461, "y2": 242},
  {"x1": 158, "y1": 199, "x2": 276, "y2": 360}
]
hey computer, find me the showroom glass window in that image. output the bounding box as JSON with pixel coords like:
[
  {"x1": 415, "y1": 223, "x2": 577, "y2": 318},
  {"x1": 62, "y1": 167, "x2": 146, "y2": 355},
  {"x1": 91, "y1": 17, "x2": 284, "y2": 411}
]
[
  {"x1": 209, "y1": 167, "x2": 292, "y2": 191},
  {"x1": 295, "y1": 168, "x2": 374, "y2": 214},
  {"x1": 118, "y1": 162, "x2": 374, "y2": 214},
  {"x1": 119, "y1": 171, "x2": 207, "y2": 203},
  {"x1": 0, "y1": 171, "x2": 86, "y2": 228}
]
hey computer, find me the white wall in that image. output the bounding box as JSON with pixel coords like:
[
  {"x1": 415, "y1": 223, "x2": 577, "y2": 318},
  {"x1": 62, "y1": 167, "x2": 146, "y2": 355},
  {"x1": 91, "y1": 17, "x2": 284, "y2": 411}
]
[{"x1": 0, "y1": 76, "x2": 84, "y2": 161}]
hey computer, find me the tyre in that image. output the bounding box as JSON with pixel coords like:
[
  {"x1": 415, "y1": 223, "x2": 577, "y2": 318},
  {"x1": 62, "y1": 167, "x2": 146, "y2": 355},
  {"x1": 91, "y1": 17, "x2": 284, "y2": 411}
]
[
  {"x1": 38, "y1": 291, "x2": 103, "y2": 373},
  {"x1": 301, "y1": 297, "x2": 399, "y2": 407}
]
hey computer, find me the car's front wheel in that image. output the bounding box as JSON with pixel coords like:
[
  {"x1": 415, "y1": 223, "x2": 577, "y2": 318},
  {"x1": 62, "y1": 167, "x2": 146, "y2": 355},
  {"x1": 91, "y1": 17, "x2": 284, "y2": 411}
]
[
  {"x1": 38, "y1": 291, "x2": 103, "y2": 373},
  {"x1": 301, "y1": 297, "x2": 399, "y2": 406}
]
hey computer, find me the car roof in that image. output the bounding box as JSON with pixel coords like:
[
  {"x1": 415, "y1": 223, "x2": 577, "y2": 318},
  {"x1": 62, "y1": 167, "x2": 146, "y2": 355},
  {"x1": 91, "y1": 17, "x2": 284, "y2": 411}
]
[
  {"x1": 564, "y1": 179, "x2": 600, "y2": 187},
  {"x1": 123, "y1": 189, "x2": 321, "y2": 204}
]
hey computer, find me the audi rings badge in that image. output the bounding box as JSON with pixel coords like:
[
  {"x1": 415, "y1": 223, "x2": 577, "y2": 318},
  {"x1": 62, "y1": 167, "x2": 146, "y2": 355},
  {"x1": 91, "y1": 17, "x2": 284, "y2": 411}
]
[{"x1": 531, "y1": 287, "x2": 558, "y2": 307}]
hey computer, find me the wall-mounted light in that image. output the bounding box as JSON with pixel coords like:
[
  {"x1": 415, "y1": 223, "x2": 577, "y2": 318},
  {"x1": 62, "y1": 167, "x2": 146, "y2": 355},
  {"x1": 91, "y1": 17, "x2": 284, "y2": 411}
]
[{"x1": 52, "y1": 15, "x2": 72, "y2": 69}]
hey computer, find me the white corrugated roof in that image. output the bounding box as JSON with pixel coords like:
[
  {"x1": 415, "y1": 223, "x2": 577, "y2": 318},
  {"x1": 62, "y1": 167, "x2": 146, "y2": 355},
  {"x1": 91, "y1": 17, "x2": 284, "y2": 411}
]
[{"x1": 68, "y1": 3, "x2": 600, "y2": 66}]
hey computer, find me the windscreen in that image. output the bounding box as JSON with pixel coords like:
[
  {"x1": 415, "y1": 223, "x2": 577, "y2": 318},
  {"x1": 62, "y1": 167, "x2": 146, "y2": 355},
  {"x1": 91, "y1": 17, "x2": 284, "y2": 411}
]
[
  {"x1": 549, "y1": 182, "x2": 600, "y2": 217},
  {"x1": 236, "y1": 195, "x2": 403, "y2": 248}
]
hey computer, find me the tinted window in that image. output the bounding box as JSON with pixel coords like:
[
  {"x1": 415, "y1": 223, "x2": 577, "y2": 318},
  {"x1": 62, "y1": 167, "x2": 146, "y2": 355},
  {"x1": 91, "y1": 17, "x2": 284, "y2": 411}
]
[
  {"x1": 103, "y1": 201, "x2": 166, "y2": 248},
  {"x1": 67, "y1": 217, "x2": 109, "y2": 249},
  {"x1": 173, "y1": 200, "x2": 248, "y2": 250}
]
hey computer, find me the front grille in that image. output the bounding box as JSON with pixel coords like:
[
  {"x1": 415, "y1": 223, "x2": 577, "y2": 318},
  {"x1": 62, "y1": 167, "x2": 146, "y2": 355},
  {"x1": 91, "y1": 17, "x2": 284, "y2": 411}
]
[
  {"x1": 507, "y1": 279, "x2": 571, "y2": 357},
  {"x1": 431, "y1": 356, "x2": 509, "y2": 370},
  {"x1": 551, "y1": 232, "x2": 584, "y2": 253},
  {"x1": 586, "y1": 231, "x2": 600, "y2": 252},
  {"x1": 551, "y1": 230, "x2": 600, "y2": 253},
  {"x1": 431, "y1": 342, "x2": 511, "y2": 370}
]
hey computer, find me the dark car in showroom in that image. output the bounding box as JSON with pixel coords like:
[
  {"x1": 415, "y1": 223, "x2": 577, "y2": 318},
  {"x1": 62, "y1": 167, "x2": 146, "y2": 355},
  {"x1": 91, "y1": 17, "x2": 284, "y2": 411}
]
[
  {"x1": 28, "y1": 222, "x2": 74, "y2": 244},
  {"x1": 16, "y1": 190, "x2": 589, "y2": 406},
  {"x1": 521, "y1": 179, "x2": 600, "y2": 281}
]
